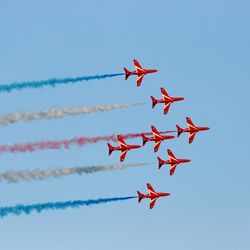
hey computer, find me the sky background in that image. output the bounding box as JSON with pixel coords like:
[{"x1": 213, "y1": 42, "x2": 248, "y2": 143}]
[{"x1": 0, "y1": 1, "x2": 249, "y2": 249}]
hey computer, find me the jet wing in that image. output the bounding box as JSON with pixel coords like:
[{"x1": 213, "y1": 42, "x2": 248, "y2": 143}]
[
  {"x1": 186, "y1": 117, "x2": 196, "y2": 130},
  {"x1": 147, "y1": 183, "x2": 156, "y2": 195},
  {"x1": 167, "y1": 149, "x2": 176, "y2": 160},
  {"x1": 151, "y1": 126, "x2": 162, "y2": 140},
  {"x1": 117, "y1": 135, "x2": 128, "y2": 149},
  {"x1": 120, "y1": 150, "x2": 128, "y2": 162},
  {"x1": 170, "y1": 163, "x2": 177, "y2": 176},
  {"x1": 154, "y1": 140, "x2": 162, "y2": 153},
  {"x1": 163, "y1": 102, "x2": 171, "y2": 115},
  {"x1": 134, "y1": 59, "x2": 142, "y2": 69},
  {"x1": 150, "y1": 198, "x2": 157, "y2": 209},
  {"x1": 137, "y1": 74, "x2": 144, "y2": 86},
  {"x1": 161, "y1": 88, "x2": 171, "y2": 99},
  {"x1": 189, "y1": 132, "x2": 197, "y2": 144}
]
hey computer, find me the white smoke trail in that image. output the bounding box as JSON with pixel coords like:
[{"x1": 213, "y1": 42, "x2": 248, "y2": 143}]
[
  {"x1": 0, "y1": 163, "x2": 148, "y2": 183},
  {"x1": 0, "y1": 103, "x2": 143, "y2": 126}
]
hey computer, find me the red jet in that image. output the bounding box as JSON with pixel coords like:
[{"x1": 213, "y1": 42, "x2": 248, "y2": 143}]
[
  {"x1": 157, "y1": 149, "x2": 191, "y2": 175},
  {"x1": 124, "y1": 59, "x2": 158, "y2": 87},
  {"x1": 151, "y1": 87, "x2": 184, "y2": 115},
  {"x1": 176, "y1": 117, "x2": 210, "y2": 144},
  {"x1": 137, "y1": 183, "x2": 170, "y2": 209},
  {"x1": 141, "y1": 126, "x2": 175, "y2": 152},
  {"x1": 107, "y1": 135, "x2": 141, "y2": 162}
]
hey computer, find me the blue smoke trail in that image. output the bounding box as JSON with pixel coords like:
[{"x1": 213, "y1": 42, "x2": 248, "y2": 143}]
[
  {"x1": 0, "y1": 73, "x2": 124, "y2": 93},
  {"x1": 0, "y1": 196, "x2": 136, "y2": 218}
]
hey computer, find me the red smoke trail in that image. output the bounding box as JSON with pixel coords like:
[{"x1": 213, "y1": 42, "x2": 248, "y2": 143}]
[{"x1": 0, "y1": 131, "x2": 176, "y2": 155}]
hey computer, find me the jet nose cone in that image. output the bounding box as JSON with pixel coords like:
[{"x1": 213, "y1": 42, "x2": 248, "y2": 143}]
[
  {"x1": 205, "y1": 127, "x2": 210, "y2": 130},
  {"x1": 166, "y1": 135, "x2": 175, "y2": 140},
  {"x1": 163, "y1": 192, "x2": 171, "y2": 197}
]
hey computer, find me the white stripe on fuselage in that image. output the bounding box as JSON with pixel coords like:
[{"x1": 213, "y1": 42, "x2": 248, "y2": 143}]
[
  {"x1": 188, "y1": 123, "x2": 197, "y2": 130},
  {"x1": 169, "y1": 156, "x2": 177, "y2": 162},
  {"x1": 149, "y1": 190, "x2": 157, "y2": 196},
  {"x1": 119, "y1": 141, "x2": 128, "y2": 148},
  {"x1": 152, "y1": 131, "x2": 162, "y2": 139},
  {"x1": 136, "y1": 67, "x2": 146, "y2": 73}
]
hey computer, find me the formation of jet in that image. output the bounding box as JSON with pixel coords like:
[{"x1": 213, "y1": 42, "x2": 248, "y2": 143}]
[
  {"x1": 141, "y1": 126, "x2": 175, "y2": 152},
  {"x1": 157, "y1": 149, "x2": 191, "y2": 175},
  {"x1": 151, "y1": 87, "x2": 184, "y2": 115},
  {"x1": 137, "y1": 183, "x2": 170, "y2": 209},
  {"x1": 176, "y1": 117, "x2": 210, "y2": 144},
  {"x1": 119, "y1": 60, "x2": 210, "y2": 209},
  {"x1": 107, "y1": 135, "x2": 141, "y2": 162},
  {"x1": 124, "y1": 59, "x2": 158, "y2": 87}
]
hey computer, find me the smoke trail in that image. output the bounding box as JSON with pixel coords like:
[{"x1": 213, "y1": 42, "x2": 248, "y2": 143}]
[
  {"x1": 0, "y1": 163, "x2": 148, "y2": 183},
  {"x1": 0, "y1": 131, "x2": 176, "y2": 155},
  {"x1": 0, "y1": 73, "x2": 124, "y2": 93},
  {"x1": 0, "y1": 196, "x2": 136, "y2": 218},
  {"x1": 0, "y1": 103, "x2": 143, "y2": 126}
]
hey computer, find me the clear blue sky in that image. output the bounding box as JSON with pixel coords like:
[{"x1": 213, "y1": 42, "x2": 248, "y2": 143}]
[{"x1": 0, "y1": 1, "x2": 249, "y2": 249}]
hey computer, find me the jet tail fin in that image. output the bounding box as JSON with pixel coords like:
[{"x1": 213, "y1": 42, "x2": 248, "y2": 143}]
[
  {"x1": 124, "y1": 67, "x2": 130, "y2": 80},
  {"x1": 151, "y1": 96, "x2": 158, "y2": 109},
  {"x1": 157, "y1": 156, "x2": 165, "y2": 169},
  {"x1": 137, "y1": 191, "x2": 143, "y2": 203},
  {"x1": 176, "y1": 125, "x2": 183, "y2": 137},
  {"x1": 107, "y1": 143, "x2": 114, "y2": 156},
  {"x1": 141, "y1": 134, "x2": 149, "y2": 146}
]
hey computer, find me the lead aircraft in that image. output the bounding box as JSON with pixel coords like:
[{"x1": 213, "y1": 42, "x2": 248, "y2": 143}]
[
  {"x1": 137, "y1": 183, "x2": 170, "y2": 209},
  {"x1": 124, "y1": 59, "x2": 157, "y2": 86}
]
